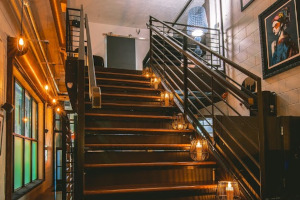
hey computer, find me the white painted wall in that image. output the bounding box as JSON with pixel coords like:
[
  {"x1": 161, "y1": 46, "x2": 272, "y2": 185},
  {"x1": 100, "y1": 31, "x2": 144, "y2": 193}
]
[
  {"x1": 217, "y1": 0, "x2": 300, "y2": 116},
  {"x1": 89, "y1": 22, "x2": 150, "y2": 70}
]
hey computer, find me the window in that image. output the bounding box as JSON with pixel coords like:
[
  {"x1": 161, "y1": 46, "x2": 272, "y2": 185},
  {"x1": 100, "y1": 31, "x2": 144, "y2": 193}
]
[{"x1": 13, "y1": 81, "x2": 38, "y2": 191}]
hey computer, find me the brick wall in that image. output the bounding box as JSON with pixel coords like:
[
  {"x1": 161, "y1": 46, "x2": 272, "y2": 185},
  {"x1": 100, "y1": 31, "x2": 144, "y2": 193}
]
[{"x1": 222, "y1": 0, "x2": 300, "y2": 116}]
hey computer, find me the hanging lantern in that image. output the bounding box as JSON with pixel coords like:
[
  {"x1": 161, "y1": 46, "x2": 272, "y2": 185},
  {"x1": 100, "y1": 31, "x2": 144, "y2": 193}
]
[
  {"x1": 216, "y1": 181, "x2": 240, "y2": 200},
  {"x1": 150, "y1": 76, "x2": 161, "y2": 90},
  {"x1": 142, "y1": 67, "x2": 153, "y2": 78},
  {"x1": 190, "y1": 138, "x2": 209, "y2": 161},
  {"x1": 161, "y1": 91, "x2": 174, "y2": 107},
  {"x1": 172, "y1": 113, "x2": 188, "y2": 130}
]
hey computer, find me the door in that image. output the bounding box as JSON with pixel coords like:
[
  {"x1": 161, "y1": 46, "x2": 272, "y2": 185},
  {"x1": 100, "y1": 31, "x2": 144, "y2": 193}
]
[{"x1": 106, "y1": 36, "x2": 136, "y2": 70}]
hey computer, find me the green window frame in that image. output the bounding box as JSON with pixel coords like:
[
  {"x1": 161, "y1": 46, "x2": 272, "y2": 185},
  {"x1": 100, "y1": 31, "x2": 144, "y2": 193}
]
[{"x1": 13, "y1": 80, "x2": 39, "y2": 191}]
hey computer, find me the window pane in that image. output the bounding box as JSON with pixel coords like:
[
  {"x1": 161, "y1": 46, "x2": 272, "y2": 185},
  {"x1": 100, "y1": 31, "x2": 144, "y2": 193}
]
[
  {"x1": 24, "y1": 140, "x2": 31, "y2": 185},
  {"x1": 32, "y1": 141, "x2": 38, "y2": 181},
  {"x1": 14, "y1": 137, "x2": 23, "y2": 190},
  {"x1": 32, "y1": 101, "x2": 37, "y2": 139},
  {"x1": 24, "y1": 92, "x2": 32, "y2": 138},
  {"x1": 14, "y1": 82, "x2": 24, "y2": 135}
]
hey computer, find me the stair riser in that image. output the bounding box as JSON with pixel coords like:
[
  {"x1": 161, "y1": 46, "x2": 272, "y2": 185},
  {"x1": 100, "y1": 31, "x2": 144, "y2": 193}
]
[
  {"x1": 85, "y1": 134, "x2": 191, "y2": 145},
  {"x1": 85, "y1": 193, "x2": 216, "y2": 200},
  {"x1": 85, "y1": 86, "x2": 161, "y2": 96},
  {"x1": 85, "y1": 118, "x2": 173, "y2": 129},
  {"x1": 85, "y1": 73, "x2": 150, "y2": 81},
  {"x1": 85, "y1": 167, "x2": 214, "y2": 189},
  {"x1": 85, "y1": 94, "x2": 161, "y2": 102},
  {"x1": 85, "y1": 107, "x2": 175, "y2": 116},
  {"x1": 85, "y1": 152, "x2": 193, "y2": 164},
  {"x1": 94, "y1": 68, "x2": 143, "y2": 75},
  {"x1": 85, "y1": 79, "x2": 153, "y2": 88}
]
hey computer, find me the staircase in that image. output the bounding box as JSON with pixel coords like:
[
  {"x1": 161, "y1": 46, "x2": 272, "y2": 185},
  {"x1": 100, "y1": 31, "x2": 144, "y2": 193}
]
[{"x1": 83, "y1": 68, "x2": 218, "y2": 200}]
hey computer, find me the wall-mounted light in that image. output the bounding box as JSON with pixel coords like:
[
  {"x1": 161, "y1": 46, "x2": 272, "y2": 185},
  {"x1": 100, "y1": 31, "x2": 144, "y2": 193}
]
[
  {"x1": 160, "y1": 91, "x2": 174, "y2": 107},
  {"x1": 190, "y1": 138, "x2": 209, "y2": 161},
  {"x1": 216, "y1": 181, "x2": 240, "y2": 200},
  {"x1": 17, "y1": 0, "x2": 26, "y2": 52}
]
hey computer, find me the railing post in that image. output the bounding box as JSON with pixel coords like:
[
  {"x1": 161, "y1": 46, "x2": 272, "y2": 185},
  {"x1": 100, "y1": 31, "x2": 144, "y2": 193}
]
[
  {"x1": 75, "y1": 59, "x2": 85, "y2": 200},
  {"x1": 257, "y1": 81, "x2": 266, "y2": 199},
  {"x1": 149, "y1": 16, "x2": 153, "y2": 69},
  {"x1": 62, "y1": 116, "x2": 67, "y2": 200},
  {"x1": 183, "y1": 36, "x2": 188, "y2": 114}
]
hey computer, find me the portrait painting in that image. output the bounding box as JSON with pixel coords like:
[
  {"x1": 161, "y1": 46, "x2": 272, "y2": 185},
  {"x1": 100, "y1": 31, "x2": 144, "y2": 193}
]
[{"x1": 259, "y1": 0, "x2": 300, "y2": 79}]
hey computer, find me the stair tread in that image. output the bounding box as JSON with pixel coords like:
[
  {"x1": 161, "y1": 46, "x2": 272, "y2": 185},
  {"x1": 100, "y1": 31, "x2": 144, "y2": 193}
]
[
  {"x1": 91, "y1": 77, "x2": 151, "y2": 84},
  {"x1": 84, "y1": 181, "x2": 217, "y2": 195},
  {"x1": 85, "y1": 113, "x2": 174, "y2": 119},
  {"x1": 85, "y1": 127, "x2": 193, "y2": 133},
  {"x1": 85, "y1": 92, "x2": 161, "y2": 99},
  {"x1": 94, "y1": 71, "x2": 149, "y2": 79},
  {"x1": 87, "y1": 84, "x2": 162, "y2": 91},
  {"x1": 85, "y1": 144, "x2": 191, "y2": 149},
  {"x1": 84, "y1": 161, "x2": 217, "y2": 168},
  {"x1": 85, "y1": 102, "x2": 175, "y2": 108}
]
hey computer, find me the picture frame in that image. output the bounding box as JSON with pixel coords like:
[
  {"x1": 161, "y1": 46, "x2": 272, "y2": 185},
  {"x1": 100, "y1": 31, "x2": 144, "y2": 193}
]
[
  {"x1": 241, "y1": 0, "x2": 255, "y2": 11},
  {"x1": 0, "y1": 113, "x2": 4, "y2": 156},
  {"x1": 259, "y1": 0, "x2": 300, "y2": 79}
]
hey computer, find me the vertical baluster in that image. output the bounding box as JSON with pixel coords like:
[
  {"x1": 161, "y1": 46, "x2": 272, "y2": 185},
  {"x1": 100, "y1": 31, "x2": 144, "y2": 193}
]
[{"x1": 183, "y1": 36, "x2": 188, "y2": 114}]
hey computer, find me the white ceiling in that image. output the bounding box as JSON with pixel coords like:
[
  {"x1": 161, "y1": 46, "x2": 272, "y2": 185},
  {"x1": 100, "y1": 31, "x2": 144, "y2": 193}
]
[{"x1": 69, "y1": 0, "x2": 205, "y2": 29}]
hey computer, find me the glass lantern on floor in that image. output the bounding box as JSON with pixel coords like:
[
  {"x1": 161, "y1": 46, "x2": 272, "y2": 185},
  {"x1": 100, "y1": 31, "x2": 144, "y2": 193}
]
[
  {"x1": 216, "y1": 181, "x2": 241, "y2": 200},
  {"x1": 190, "y1": 138, "x2": 209, "y2": 161},
  {"x1": 172, "y1": 113, "x2": 188, "y2": 130}
]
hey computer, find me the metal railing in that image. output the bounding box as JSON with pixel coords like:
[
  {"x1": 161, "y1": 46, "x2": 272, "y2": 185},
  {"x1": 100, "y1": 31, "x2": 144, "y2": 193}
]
[
  {"x1": 61, "y1": 113, "x2": 74, "y2": 200},
  {"x1": 148, "y1": 16, "x2": 266, "y2": 199}
]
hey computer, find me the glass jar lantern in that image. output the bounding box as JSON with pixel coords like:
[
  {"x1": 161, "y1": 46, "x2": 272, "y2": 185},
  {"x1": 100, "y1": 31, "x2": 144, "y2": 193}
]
[
  {"x1": 216, "y1": 181, "x2": 241, "y2": 200},
  {"x1": 190, "y1": 138, "x2": 209, "y2": 161}
]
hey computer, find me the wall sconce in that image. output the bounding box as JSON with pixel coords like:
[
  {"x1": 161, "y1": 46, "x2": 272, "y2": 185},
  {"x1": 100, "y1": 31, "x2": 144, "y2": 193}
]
[
  {"x1": 161, "y1": 91, "x2": 174, "y2": 107},
  {"x1": 172, "y1": 113, "x2": 188, "y2": 130},
  {"x1": 17, "y1": 0, "x2": 26, "y2": 52},
  {"x1": 190, "y1": 138, "x2": 209, "y2": 161},
  {"x1": 142, "y1": 67, "x2": 153, "y2": 78},
  {"x1": 150, "y1": 76, "x2": 161, "y2": 90},
  {"x1": 216, "y1": 181, "x2": 240, "y2": 200}
]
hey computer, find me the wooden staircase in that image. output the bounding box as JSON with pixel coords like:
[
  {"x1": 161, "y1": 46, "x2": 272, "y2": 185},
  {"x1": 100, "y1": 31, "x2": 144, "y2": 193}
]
[{"x1": 83, "y1": 67, "x2": 218, "y2": 200}]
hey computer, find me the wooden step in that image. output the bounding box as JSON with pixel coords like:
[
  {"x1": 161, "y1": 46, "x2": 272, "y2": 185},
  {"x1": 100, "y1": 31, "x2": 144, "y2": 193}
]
[
  {"x1": 85, "y1": 92, "x2": 161, "y2": 100},
  {"x1": 86, "y1": 77, "x2": 151, "y2": 85},
  {"x1": 94, "y1": 67, "x2": 143, "y2": 75},
  {"x1": 86, "y1": 102, "x2": 174, "y2": 108},
  {"x1": 84, "y1": 182, "x2": 217, "y2": 195},
  {"x1": 92, "y1": 71, "x2": 150, "y2": 80},
  {"x1": 84, "y1": 161, "x2": 217, "y2": 168},
  {"x1": 85, "y1": 133, "x2": 190, "y2": 145},
  {"x1": 86, "y1": 84, "x2": 162, "y2": 92},
  {"x1": 85, "y1": 144, "x2": 191, "y2": 150},
  {"x1": 85, "y1": 127, "x2": 194, "y2": 134},
  {"x1": 85, "y1": 151, "x2": 194, "y2": 164},
  {"x1": 85, "y1": 113, "x2": 174, "y2": 120}
]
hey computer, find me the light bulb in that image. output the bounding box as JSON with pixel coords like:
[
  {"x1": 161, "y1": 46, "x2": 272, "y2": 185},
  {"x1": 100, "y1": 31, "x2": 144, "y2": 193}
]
[
  {"x1": 19, "y1": 37, "x2": 24, "y2": 46},
  {"x1": 44, "y1": 85, "x2": 49, "y2": 91},
  {"x1": 52, "y1": 99, "x2": 57, "y2": 104},
  {"x1": 192, "y1": 29, "x2": 204, "y2": 37},
  {"x1": 56, "y1": 107, "x2": 61, "y2": 113}
]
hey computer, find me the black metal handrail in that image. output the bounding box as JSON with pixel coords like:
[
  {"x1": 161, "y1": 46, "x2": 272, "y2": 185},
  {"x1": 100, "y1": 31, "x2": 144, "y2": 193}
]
[{"x1": 148, "y1": 16, "x2": 266, "y2": 199}]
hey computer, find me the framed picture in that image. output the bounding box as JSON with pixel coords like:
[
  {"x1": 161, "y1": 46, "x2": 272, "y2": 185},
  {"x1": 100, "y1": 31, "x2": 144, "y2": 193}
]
[
  {"x1": 259, "y1": 0, "x2": 300, "y2": 79},
  {"x1": 0, "y1": 113, "x2": 4, "y2": 156},
  {"x1": 241, "y1": 0, "x2": 254, "y2": 11}
]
